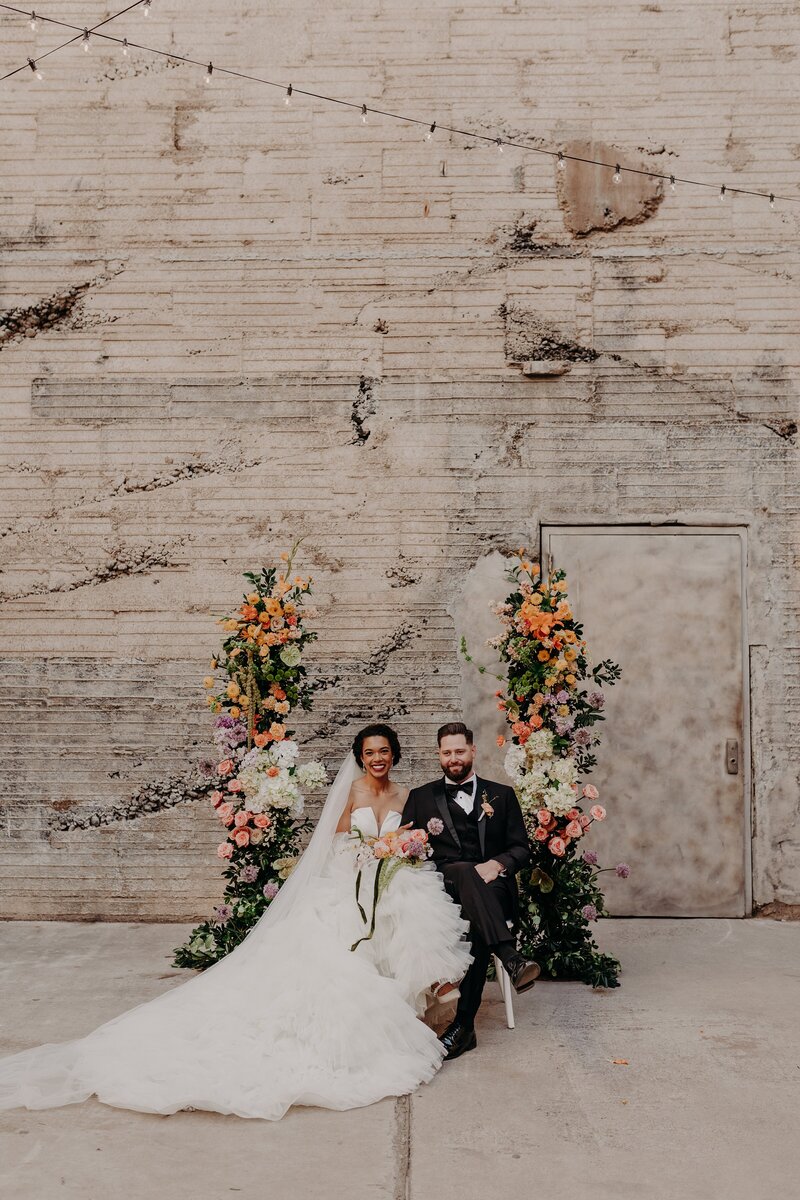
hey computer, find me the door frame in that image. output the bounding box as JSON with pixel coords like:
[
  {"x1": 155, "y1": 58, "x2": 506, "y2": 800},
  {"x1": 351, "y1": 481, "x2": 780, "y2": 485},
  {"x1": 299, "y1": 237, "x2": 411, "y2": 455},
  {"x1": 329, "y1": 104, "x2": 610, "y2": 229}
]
[{"x1": 539, "y1": 522, "x2": 752, "y2": 917}]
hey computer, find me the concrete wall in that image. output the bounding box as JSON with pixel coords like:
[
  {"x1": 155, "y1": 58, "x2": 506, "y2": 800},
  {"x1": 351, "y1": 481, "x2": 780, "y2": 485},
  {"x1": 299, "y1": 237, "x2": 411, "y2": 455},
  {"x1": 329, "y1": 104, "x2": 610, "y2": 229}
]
[{"x1": 0, "y1": 0, "x2": 797, "y2": 919}]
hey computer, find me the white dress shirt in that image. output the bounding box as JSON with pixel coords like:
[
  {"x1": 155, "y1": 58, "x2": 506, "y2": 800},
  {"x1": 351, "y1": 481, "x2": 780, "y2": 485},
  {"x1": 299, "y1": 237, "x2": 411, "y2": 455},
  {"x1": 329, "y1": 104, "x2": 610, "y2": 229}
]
[{"x1": 443, "y1": 772, "x2": 477, "y2": 814}]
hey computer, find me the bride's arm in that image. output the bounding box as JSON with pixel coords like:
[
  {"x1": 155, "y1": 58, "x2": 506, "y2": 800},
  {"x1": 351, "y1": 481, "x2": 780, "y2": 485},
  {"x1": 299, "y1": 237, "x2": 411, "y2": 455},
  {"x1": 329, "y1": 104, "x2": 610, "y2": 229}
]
[{"x1": 335, "y1": 782, "x2": 358, "y2": 833}]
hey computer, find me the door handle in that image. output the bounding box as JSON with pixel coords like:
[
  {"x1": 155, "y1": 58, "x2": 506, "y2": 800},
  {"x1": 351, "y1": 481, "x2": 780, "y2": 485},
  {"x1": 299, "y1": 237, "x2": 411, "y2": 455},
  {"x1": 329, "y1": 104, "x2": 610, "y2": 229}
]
[{"x1": 725, "y1": 739, "x2": 739, "y2": 775}]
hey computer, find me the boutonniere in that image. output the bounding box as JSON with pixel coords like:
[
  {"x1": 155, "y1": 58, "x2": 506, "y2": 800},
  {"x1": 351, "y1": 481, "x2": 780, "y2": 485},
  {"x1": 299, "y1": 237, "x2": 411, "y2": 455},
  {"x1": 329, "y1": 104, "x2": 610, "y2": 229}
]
[{"x1": 480, "y1": 791, "x2": 494, "y2": 819}]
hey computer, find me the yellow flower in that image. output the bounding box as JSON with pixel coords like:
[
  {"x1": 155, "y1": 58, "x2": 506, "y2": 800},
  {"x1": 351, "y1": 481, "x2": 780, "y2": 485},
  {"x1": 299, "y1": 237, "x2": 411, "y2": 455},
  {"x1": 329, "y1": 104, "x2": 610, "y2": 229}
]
[
  {"x1": 240, "y1": 695, "x2": 250, "y2": 707},
  {"x1": 210, "y1": 658, "x2": 218, "y2": 669},
  {"x1": 565, "y1": 674, "x2": 576, "y2": 685},
  {"x1": 230, "y1": 706, "x2": 241, "y2": 718},
  {"x1": 246, "y1": 592, "x2": 260, "y2": 604},
  {"x1": 222, "y1": 619, "x2": 239, "y2": 632},
  {"x1": 564, "y1": 647, "x2": 577, "y2": 661},
  {"x1": 557, "y1": 705, "x2": 569, "y2": 716},
  {"x1": 226, "y1": 681, "x2": 240, "y2": 699},
  {"x1": 203, "y1": 676, "x2": 215, "y2": 689},
  {"x1": 529, "y1": 594, "x2": 543, "y2": 607},
  {"x1": 537, "y1": 650, "x2": 550, "y2": 662},
  {"x1": 545, "y1": 676, "x2": 556, "y2": 687}
]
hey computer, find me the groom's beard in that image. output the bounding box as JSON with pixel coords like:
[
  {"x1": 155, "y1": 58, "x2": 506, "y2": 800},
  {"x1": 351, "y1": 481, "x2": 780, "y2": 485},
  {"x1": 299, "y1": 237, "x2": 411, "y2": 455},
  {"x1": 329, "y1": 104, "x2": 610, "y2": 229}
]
[{"x1": 443, "y1": 762, "x2": 474, "y2": 784}]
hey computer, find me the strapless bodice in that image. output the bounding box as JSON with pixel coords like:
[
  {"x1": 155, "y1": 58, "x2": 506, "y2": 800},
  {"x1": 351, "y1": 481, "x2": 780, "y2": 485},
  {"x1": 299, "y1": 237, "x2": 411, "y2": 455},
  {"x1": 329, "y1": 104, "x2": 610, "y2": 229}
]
[{"x1": 350, "y1": 807, "x2": 403, "y2": 839}]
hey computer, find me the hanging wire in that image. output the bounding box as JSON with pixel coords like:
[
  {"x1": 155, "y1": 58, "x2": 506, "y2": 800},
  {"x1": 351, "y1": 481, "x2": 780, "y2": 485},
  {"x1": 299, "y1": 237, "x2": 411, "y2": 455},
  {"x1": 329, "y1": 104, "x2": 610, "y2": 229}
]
[{"x1": 0, "y1": 2, "x2": 795, "y2": 207}]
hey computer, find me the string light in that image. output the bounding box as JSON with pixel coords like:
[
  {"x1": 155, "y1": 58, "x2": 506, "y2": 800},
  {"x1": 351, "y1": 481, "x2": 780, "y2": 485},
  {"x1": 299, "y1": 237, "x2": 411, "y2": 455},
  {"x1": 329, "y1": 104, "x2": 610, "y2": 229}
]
[
  {"x1": 205, "y1": 61, "x2": 213, "y2": 84},
  {"x1": 122, "y1": 36, "x2": 128, "y2": 55},
  {"x1": 0, "y1": 2, "x2": 792, "y2": 214},
  {"x1": 27, "y1": 55, "x2": 42, "y2": 79},
  {"x1": 360, "y1": 103, "x2": 367, "y2": 124}
]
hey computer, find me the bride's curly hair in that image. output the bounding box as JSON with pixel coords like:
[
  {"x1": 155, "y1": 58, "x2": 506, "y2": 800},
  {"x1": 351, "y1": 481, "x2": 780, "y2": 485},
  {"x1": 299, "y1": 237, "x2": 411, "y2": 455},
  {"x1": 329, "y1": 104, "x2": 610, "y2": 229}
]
[{"x1": 351, "y1": 723, "x2": 402, "y2": 768}]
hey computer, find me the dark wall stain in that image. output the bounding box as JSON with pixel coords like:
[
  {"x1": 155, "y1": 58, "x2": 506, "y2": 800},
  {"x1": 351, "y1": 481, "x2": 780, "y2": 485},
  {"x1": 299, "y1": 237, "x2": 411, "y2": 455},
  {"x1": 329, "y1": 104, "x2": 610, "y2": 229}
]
[{"x1": 350, "y1": 375, "x2": 379, "y2": 444}]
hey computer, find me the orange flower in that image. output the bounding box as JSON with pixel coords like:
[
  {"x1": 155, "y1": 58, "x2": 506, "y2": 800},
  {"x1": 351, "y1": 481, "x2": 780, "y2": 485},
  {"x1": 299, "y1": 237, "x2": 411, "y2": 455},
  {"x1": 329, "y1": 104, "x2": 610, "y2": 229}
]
[
  {"x1": 269, "y1": 684, "x2": 286, "y2": 700},
  {"x1": 496, "y1": 734, "x2": 506, "y2": 747},
  {"x1": 254, "y1": 732, "x2": 270, "y2": 748},
  {"x1": 269, "y1": 722, "x2": 286, "y2": 741},
  {"x1": 240, "y1": 604, "x2": 258, "y2": 621},
  {"x1": 529, "y1": 714, "x2": 543, "y2": 730},
  {"x1": 537, "y1": 650, "x2": 550, "y2": 662},
  {"x1": 266, "y1": 765, "x2": 280, "y2": 777}
]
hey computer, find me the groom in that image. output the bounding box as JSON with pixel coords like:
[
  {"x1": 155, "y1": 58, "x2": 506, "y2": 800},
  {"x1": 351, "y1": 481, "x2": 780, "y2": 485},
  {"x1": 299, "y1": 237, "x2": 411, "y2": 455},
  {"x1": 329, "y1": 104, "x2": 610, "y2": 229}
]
[{"x1": 402, "y1": 721, "x2": 540, "y2": 1060}]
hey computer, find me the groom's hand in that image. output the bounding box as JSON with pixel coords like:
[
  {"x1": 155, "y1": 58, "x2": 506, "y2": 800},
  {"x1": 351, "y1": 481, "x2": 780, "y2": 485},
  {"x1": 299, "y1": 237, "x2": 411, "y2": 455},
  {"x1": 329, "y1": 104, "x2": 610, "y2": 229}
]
[{"x1": 474, "y1": 859, "x2": 505, "y2": 883}]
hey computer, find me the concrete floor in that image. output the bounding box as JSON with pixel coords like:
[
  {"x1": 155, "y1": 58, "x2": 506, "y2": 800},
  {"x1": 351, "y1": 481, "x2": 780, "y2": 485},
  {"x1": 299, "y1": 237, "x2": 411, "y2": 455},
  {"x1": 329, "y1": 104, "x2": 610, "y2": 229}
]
[{"x1": 0, "y1": 918, "x2": 797, "y2": 1200}]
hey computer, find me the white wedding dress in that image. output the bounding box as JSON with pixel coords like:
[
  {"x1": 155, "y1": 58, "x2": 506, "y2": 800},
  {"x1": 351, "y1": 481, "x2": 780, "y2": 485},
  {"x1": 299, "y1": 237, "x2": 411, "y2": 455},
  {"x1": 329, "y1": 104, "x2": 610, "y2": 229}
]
[{"x1": 0, "y1": 759, "x2": 471, "y2": 1121}]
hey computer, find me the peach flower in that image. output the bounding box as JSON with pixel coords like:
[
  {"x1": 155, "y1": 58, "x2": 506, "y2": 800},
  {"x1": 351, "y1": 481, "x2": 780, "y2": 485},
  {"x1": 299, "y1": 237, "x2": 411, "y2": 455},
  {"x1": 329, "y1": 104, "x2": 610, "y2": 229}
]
[
  {"x1": 536, "y1": 808, "x2": 555, "y2": 829},
  {"x1": 227, "y1": 778, "x2": 244, "y2": 793},
  {"x1": 533, "y1": 827, "x2": 549, "y2": 842},
  {"x1": 210, "y1": 790, "x2": 224, "y2": 806},
  {"x1": 496, "y1": 734, "x2": 506, "y2": 748},
  {"x1": 249, "y1": 829, "x2": 264, "y2": 845},
  {"x1": 269, "y1": 723, "x2": 286, "y2": 741},
  {"x1": 216, "y1": 842, "x2": 233, "y2": 859},
  {"x1": 254, "y1": 732, "x2": 270, "y2": 748},
  {"x1": 583, "y1": 784, "x2": 599, "y2": 801},
  {"x1": 590, "y1": 804, "x2": 606, "y2": 821},
  {"x1": 267, "y1": 766, "x2": 281, "y2": 778},
  {"x1": 217, "y1": 802, "x2": 235, "y2": 826},
  {"x1": 565, "y1": 820, "x2": 583, "y2": 839},
  {"x1": 579, "y1": 813, "x2": 592, "y2": 829},
  {"x1": 253, "y1": 813, "x2": 271, "y2": 829},
  {"x1": 567, "y1": 808, "x2": 581, "y2": 821},
  {"x1": 233, "y1": 829, "x2": 250, "y2": 848},
  {"x1": 233, "y1": 811, "x2": 251, "y2": 828},
  {"x1": 548, "y1": 836, "x2": 567, "y2": 857},
  {"x1": 218, "y1": 759, "x2": 234, "y2": 775}
]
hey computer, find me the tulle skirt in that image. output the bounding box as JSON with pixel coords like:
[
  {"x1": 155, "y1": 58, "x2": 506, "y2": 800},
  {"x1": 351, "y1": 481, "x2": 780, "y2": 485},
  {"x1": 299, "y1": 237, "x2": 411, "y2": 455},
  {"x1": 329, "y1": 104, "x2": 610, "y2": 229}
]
[{"x1": 0, "y1": 851, "x2": 472, "y2": 1121}]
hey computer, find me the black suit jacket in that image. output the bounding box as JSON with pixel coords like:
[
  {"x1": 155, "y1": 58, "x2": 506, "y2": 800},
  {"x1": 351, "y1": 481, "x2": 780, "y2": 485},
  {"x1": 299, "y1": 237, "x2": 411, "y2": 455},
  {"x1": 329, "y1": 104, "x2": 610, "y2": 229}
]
[{"x1": 402, "y1": 776, "x2": 530, "y2": 876}]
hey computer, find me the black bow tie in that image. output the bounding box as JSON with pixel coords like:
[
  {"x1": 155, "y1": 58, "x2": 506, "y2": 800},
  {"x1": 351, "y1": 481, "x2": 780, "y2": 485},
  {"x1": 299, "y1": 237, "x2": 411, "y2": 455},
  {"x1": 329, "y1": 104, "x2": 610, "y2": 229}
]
[{"x1": 445, "y1": 780, "x2": 475, "y2": 803}]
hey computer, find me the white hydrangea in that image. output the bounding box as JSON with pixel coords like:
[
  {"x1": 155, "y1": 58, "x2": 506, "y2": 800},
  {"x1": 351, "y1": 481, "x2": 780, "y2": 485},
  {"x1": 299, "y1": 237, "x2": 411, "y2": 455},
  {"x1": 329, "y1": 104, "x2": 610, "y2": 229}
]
[
  {"x1": 526, "y1": 730, "x2": 555, "y2": 760},
  {"x1": 295, "y1": 760, "x2": 327, "y2": 790},
  {"x1": 270, "y1": 739, "x2": 300, "y2": 768},
  {"x1": 548, "y1": 783, "x2": 578, "y2": 817},
  {"x1": 504, "y1": 743, "x2": 527, "y2": 781},
  {"x1": 548, "y1": 757, "x2": 578, "y2": 787}
]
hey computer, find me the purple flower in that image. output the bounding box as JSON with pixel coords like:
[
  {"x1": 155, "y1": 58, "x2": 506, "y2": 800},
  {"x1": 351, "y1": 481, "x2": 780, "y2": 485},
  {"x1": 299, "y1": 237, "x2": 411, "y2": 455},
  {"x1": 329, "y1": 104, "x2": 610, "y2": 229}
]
[
  {"x1": 239, "y1": 864, "x2": 259, "y2": 883},
  {"x1": 407, "y1": 838, "x2": 425, "y2": 858},
  {"x1": 263, "y1": 881, "x2": 279, "y2": 900},
  {"x1": 615, "y1": 862, "x2": 631, "y2": 878},
  {"x1": 571, "y1": 728, "x2": 591, "y2": 746},
  {"x1": 556, "y1": 690, "x2": 569, "y2": 704},
  {"x1": 581, "y1": 904, "x2": 598, "y2": 921},
  {"x1": 214, "y1": 715, "x2": 237, "y2": 730},
  {"x1": 554, "y1": 716, "x2": 575, "y2": 736},
  {"x1": 582, "y1": 850, "x2": 599, "y2": 866},
  {"x1": 587, "y1": 691, "x2": 605, "y2": 709},
  {"x1": 427, "y1": 817, "x2": 444, "y2": 836},
  {"x1": 213, "y1": 903, "x2": 233, "y2": 924},
  {"x1": 198, "y1": 756, "x2": 217, "y2": 777}
]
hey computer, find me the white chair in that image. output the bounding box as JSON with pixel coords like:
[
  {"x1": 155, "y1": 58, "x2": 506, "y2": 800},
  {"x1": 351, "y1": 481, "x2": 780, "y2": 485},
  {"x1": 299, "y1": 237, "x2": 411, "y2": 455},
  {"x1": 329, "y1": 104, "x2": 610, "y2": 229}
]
[{"x1": 493, "y1": 955, "x2": 515, "y2": 1029}]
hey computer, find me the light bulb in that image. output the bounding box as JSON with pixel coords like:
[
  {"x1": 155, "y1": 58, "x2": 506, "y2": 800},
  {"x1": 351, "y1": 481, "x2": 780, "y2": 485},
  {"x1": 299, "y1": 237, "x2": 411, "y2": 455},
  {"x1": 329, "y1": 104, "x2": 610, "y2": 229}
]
[
  {"x1": 143, "y1": 0, "x2": 151, "y2": 14},
  {"x1": 613, "y1": 164, "x2": 621, "y2": 184},
  {"x1": 719, "y1": 184, "x2": 726, "y2": 201},
  {"x1": 669, "y1": 174, "x2": 676, "y2": 193},
  {"x1": 557, "y1": 151, "x2": 566, "y2": 171},
  {"x1": 361, "y1": 103, "x2": 367, "y2": 124},
  {"x1": 28, "y1": 56, "x2": 42, "y2": 80},
  {"x1": 82, "y1": 28, "x2": 90, "y2": 51},
  {"x1": 425, "y1": 122, "x2": 436, "y2": 142},
  {"x1": 285, "y1": 83, "x2": 292, "y2": 106},
  {"x1": 495, "y1": 138, "x2": 504, "y2": 153},
  {"x1": 769, "y1": 193, "x2": 775, "y2": 211},
  {"x1": 205, "y1": 62, "x2": 213, "y2": 84},
  {"x1": 122, "y1": 37, "x2": 129, "y2": 56},
  {"x1": 29, "y1": 11, "x2": 38, "y2": 31}
]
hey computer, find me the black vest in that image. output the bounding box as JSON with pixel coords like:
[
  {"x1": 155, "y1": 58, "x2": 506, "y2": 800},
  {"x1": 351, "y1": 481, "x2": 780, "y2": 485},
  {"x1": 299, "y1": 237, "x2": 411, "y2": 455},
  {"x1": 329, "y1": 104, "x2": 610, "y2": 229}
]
[{"x1": 446, "y1": 794, "x2": 481, "y2": 861}]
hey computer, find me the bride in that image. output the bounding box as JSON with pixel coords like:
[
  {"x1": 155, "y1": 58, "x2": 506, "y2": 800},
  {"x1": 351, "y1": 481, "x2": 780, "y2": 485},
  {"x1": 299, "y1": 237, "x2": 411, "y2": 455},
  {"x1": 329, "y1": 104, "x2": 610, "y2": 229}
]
[{"x1": 0, "y1": 724, "x2": 472, "y2": 1121}]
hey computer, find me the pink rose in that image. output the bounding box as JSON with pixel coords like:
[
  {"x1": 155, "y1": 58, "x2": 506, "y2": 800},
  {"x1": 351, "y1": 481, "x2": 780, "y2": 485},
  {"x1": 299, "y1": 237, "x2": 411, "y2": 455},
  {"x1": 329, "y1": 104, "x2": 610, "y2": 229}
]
[
  {"x1": 533, "y1": 827, "x2": 549, "y2": 842},
  {"x1": 210, "y1": 790, "x2": 224, "y2": 806},
  {"x1": 227, "y1": 778, "x2": 244, "y2": 793},
  {"x1": 579, "y1": 813, "x2": 591, "y2": 828},
  {"x1": 567, "y1": 808, "x2": 581, "y2": 821},
  {"x1": 548, "y1": 836, "x2": 567, "y2": 857},
  {"x1": 253, "y1": 813, "x2": 271, "y2": 829},
  {"x1": 216, "y1": 842, "x2": 233, "y2": 859},
  {"x1": 373, "y1": 840, "x2": 391, "y2": 859},
  {"x1": 583, "y1": 784, "x2": 599, "y2": 801},
  {"x1": 565, "y1": 820, "x2": 583, "y2": 838},
  {"x1": 218, "y1": 758, "x2": 235, "y2": 776},
  {"x1": 537, "y1": 808, "x2": 555, "y2": 829},
  {"x1": 233, "y1": 810, "x2": 251, "y2": 828},
  {"x1": 217, "y1": 802, "x2": 235, "y2": 826},
  {"x1": 590, "y1": 804, "x2": 606, "y2": 821},
  {"x1": 233, "y1": 828, "x2": 250, "y2": 848}
]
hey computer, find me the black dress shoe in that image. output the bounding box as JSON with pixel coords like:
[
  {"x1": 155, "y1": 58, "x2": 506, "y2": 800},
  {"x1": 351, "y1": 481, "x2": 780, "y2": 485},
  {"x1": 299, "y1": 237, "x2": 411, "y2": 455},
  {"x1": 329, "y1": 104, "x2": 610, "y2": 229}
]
[
  {"x1": 506, "y1": 955, "x2": 541, "y2": 993},
  {"x1": 439, "y1": 1019, "x2": 477, "y2": 1061}
]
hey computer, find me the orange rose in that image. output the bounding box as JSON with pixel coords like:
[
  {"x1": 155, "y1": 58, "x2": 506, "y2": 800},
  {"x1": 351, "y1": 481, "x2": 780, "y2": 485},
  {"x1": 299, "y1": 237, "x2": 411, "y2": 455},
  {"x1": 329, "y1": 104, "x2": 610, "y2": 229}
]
[
  {"x1": 266, "y1": 766, "x2": 280, "y2": 777},
  {"x1": 233, "y1": 829, "x2": 250, "y2": 848},
  {"x1": 269, "y1": 723, "x2": 286, "y2": 741},
  {"x1": 254, "y1": 732, "x2": 270, "y2": 748},
  {"x1": 529, "y1": 714, "x2": 543, "y2": 730},
  {"x1": 240, "y1": 604, "x2": 258, "y2": 621}
]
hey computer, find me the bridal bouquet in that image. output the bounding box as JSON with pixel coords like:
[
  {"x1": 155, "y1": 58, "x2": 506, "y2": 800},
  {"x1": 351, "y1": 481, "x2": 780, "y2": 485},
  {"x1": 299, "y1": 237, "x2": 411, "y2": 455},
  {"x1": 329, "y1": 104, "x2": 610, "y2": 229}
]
[{"x1": 346, "y1": 826, "x2": 433, "y2": 951}]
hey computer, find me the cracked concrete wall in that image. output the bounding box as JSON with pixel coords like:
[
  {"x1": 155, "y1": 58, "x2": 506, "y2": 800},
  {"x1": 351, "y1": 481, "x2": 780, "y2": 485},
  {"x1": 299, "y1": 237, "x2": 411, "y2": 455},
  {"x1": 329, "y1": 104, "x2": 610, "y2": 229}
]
[{"x1": 0, "y1": 0, "x2": 798, "y2": 918}]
